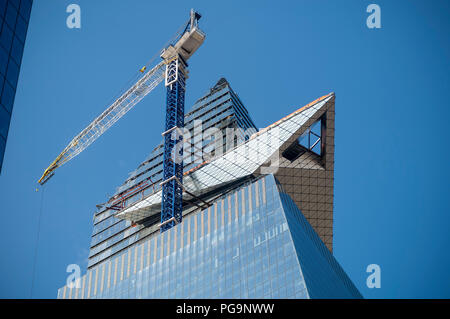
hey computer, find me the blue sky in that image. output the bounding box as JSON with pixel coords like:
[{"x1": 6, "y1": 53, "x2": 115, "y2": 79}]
[{"x1": 0, "y1": 0, "x2": 449, "y2": 298}]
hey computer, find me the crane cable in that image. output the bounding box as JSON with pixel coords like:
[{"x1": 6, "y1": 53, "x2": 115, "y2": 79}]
[{"x1": 30, "y1": 184, "x2": 46, "y2": 298}]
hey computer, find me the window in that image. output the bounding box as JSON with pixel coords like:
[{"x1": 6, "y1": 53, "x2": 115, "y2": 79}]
[
  {"x1": 11, "y1": 32, "x2": 23, "y2": 65},
  {"x1": 6, "y1": 58, "x2": 19, "y2": 87},
  {"x1": 0, "y1": 103, "x2": 11, "y2": 137},
  {"x1": 1, "y1": 76, "x2": 15, "y2": 113},
  {"x1": 298, "y1": 118, "x2": 322, "y2": 155},
  {"x1": 14, "y1": 15, "x2": 27, "y2": 43},
  {"x1": 4, "y1": 2, "x2": 18, "y2": 29},
  {"x1": 0, "y1": 23, "x2": 13, "y2": 53},
  {"x1": 0, "y1": 1, "x2": 7, "y2": 18},
  {"x1": 0, "y1": 74, "x2": 4, "y2": 95},
  {"x1": 19, "y1": 0, "x2": 32, "y2": 20},
  {"x1": 282, "y1": 117, "x2": 324, "y2": 161},
  {"x1": 0, "y1": 135, "x2": 6, "y2": 168}
]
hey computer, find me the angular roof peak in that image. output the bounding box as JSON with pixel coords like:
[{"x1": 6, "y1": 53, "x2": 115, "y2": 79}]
[
  {"x1": 116, "y1": 93, "x2": 335, "y2": 223},
  {"x1": 213, "y1": 77, "x2": 229, "y2": 88}
]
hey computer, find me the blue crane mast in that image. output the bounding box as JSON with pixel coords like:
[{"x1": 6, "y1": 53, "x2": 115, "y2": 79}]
[{"x1": 160, "y1": 10, "x2": 205, "y2": 232}]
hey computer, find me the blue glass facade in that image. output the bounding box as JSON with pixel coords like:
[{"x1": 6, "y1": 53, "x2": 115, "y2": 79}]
[
  {"x1": 278, "y1": 184, "x2": 362, "y2": 298},
  {"x1": 57, "y1": 82, "x2": 359, "y2": 299},
  {"x1": 0, "y1": 0, "x2": 32, "y2": 173},
  {"x1": 58, "y1": 174, "x2": 361, "y2": 299}
]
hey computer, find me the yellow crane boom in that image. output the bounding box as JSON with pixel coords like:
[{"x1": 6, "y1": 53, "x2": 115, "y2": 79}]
[
  {"x1": 38, "y1": 9, "x2": 205, "y2": 186},
  {"x1": 38, "y1": 61, "x2": 165, "y2": 185}
]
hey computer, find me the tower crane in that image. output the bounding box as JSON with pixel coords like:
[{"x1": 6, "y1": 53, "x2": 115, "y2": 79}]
[{"x1": 37, "y1": 9, "x2": 205, "y2": 232}]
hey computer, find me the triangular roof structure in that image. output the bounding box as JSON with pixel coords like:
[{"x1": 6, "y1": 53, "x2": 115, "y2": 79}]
[{"x1": 116, "y1": 93, "x2": 336, "y2": 251}]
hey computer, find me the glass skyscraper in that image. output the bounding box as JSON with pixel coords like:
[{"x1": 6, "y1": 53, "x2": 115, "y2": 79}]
[
  {"x1": 58, "y1": 78, "x2": 362, "y2": 299},
  {"x1": 0, "y1": 0, "x2": 32, "y2": 173}
]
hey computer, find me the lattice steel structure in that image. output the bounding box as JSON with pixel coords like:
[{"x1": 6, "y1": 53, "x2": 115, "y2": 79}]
[
  {"x1": 37, "y1": 62, "x2": 165, "y2": 185},
  {"x1": 160, "y1": 57, "x2": 187, "y2": 232}
]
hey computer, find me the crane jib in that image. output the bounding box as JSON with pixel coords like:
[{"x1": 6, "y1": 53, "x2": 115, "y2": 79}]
[{"x1": 37, "y1": 8, "x2": 206, "y2": 200}]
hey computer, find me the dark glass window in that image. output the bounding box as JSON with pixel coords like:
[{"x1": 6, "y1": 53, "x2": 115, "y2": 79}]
[
  {"x1": 0, "y1": 1, "x2": 6, "y2": 19},
  {"x1": 15, "y1": 15, "x2": 27, "y2": 43},
  {"x1": 19, "y1": 0, "x2": 32, "y2": 20},
  {"x1": 11, "y1": 35, "x2": 24, "y2": 64},
  {"x1": 0, "y1": 22, "x2": 13, "y2": 53},
  {"x1": 0, "y1": 104, "x2": 11, "y2": 138},
  {"x1": 0, "y1": 134, "x2": 6, "y2": 170},
  {"x1": 1, "y1": 80, "x2": 15, "y2": 113},
  {"x1": 8, "y1": 0, "x2": 20, "y2": 10},
  {"x1": 5, "y1": 2, "x2": 18, "y2": 29},
  {"x1": 6, "y1": 58, "x2": 19, "y2": 87},
  {"x1": 0, "y1": 45, "x2": 8, "y2": 74},
  {"x1": 0, "y1": 74, "x2": 4, "y2": 95}
]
